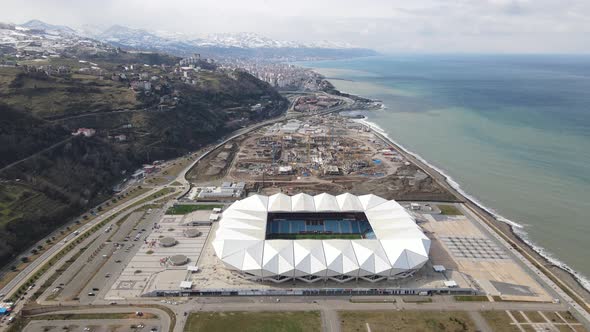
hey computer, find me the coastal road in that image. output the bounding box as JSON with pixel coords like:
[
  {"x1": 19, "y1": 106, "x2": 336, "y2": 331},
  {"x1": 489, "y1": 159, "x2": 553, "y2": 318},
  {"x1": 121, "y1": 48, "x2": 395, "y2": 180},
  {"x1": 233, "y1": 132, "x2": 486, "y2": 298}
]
[{"x1": 367, "y1": 124, "x2": 590, "y2": 326}]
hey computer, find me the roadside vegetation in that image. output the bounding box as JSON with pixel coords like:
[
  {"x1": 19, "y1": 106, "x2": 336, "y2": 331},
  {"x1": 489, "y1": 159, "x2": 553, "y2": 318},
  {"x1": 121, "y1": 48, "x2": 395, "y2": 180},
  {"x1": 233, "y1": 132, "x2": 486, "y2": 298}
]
[
  {"x1": 454, "y1": 295, "x2": 489, "y2": 302},
  {"x1": 0, "y1": 184, "x2": 147, "y2": 290},
  {"x1": 33, "y1": 312, "x2": 157, "y2": 320}
]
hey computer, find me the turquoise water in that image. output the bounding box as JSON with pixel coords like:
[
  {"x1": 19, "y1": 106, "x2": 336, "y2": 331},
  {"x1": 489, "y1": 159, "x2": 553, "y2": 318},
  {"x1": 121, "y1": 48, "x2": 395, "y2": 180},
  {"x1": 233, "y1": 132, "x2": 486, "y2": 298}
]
[{"x1": 299, "y1": 55, "x2": 590, "y2": 287}]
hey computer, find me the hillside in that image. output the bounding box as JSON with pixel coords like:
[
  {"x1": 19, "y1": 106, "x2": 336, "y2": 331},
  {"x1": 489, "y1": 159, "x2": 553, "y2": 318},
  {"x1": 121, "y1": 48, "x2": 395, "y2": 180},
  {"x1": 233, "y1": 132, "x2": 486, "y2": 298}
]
[
  {"x1": 0, "y1": 52, "x2": 287, "y2": 267},
  {"x1": 12, "y1": 20, "x2": 378, "y2": 61}
]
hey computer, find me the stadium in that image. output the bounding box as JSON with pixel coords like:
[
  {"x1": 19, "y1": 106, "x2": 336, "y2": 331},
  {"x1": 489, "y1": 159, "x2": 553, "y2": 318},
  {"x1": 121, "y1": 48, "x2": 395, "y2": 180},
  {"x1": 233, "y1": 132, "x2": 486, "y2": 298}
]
[{"x1": 212, "y1": 193, "x2": 431, "y2": 283}]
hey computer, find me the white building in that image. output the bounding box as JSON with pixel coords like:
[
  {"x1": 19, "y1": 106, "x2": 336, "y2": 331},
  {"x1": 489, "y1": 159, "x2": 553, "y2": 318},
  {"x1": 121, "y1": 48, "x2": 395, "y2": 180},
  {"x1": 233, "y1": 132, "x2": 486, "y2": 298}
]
[
  {"x1": 212, "y1": 193, "x2": 430, "y2": 283},
  {"x1": 280, "y1": 119, "x2": 302, "y2": 133}
]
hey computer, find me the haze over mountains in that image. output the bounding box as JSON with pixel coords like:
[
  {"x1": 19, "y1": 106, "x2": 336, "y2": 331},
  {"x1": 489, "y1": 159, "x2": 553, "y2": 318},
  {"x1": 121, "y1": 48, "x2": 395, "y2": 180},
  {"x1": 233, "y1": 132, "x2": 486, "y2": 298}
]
[{"x1": 13, "y1": 20, "x2": 377, "y2": 60}]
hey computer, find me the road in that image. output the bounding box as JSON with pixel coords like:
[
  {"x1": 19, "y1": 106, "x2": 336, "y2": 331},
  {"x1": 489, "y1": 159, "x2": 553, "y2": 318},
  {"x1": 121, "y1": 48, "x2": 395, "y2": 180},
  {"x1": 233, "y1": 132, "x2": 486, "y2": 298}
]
[
  {"x1": 368, "y1": 125, "x2": 590, "y2": 326},
  {"x1": 77, "y1": 209, "x2": 164, "y2": 305},
  {"x1": 12, "y1": 91, "x2": 584, "y2": 332},
  {"x1": 17, "y1": 295, "x2": 569, "y2": 332},
  {"x1": 0, "y1": 187, "x2": 179, "y2": 312},
  {"x1": 0, "y1": 92, "x2": 325, "y2": 313}
]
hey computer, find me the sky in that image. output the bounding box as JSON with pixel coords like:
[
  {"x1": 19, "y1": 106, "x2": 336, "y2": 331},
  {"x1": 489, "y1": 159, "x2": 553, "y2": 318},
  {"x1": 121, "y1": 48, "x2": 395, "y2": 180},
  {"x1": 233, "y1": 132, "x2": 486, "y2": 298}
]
[{"x1": 2, "y1": 0, "x2": 590, "y2": 53}]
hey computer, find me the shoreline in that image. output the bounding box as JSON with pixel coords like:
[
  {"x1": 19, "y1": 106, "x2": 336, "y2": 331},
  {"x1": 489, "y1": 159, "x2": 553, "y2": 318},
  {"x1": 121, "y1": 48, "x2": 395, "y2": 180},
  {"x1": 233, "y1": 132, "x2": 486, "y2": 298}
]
[
  {"x1": 307, "y1": 72, "x2": 590, "y2": 302},
  {"x1": 355, "y1": 117, "x2": 590, "y2": 297}
]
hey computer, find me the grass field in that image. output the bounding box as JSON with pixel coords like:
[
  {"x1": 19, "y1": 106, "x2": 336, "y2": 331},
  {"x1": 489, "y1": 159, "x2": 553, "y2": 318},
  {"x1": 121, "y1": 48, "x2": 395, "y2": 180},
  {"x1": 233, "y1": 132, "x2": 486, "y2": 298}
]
[
  {"x1": 402, "y1": 296, "x2": 433, "y2": 303},
  {"x1": 184, "y1": 311, "x2": 321, "y2": 332},
  {"x1": 480, "y1": 311, "x2": 521, "y2": 332},
  {"x1": 166, "y1": 204, "x2": 223, "y2": 215},
  {"x1": 525, "y1": 311, "x2": 546, "y2": 323},
  {"x1": 1, "y1": 65, "x2": 138, "y2": 118},
  {"x1": 267, "y1": 233, "x2": 363, "y2": 240},
  {"x1": 510, "y1": 311, "x2": 527, "y2": 323},
  {"x1": 340, "y1": 311, "x2": 477, "y2": 332},
  {"x1": 438, "y1": 204, "x2": 463, "y2": 215}
]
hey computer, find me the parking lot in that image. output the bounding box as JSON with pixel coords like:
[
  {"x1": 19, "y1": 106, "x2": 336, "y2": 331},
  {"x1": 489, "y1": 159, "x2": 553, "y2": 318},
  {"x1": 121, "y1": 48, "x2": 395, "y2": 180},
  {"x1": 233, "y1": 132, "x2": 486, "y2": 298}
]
[
  {"x1": 23, "y1": 319, "x2": 161, "y2": 332},
  {"x1": 106, "y1": 210, "x2": 212, "y2": 299}
]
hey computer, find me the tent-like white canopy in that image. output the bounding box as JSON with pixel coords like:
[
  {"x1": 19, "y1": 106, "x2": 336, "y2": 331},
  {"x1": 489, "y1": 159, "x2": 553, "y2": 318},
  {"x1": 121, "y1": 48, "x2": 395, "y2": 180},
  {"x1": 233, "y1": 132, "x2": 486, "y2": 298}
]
[
  {"x1": 268, "y1": 193, "x2": 292, "y2": 212},
  {"x1": 213, "y1": 193, "x2": 430, "y2": 283},
  {"x1": 291, "y1": 193, "x2": 315, "y2": 211}
]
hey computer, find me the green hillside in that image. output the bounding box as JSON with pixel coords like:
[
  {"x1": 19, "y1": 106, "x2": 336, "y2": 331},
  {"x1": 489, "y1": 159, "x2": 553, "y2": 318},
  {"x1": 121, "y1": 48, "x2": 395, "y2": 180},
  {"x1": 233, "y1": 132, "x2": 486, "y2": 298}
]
[{"x1": 0, "y1": 52, "x2": 287, "y2": 266}]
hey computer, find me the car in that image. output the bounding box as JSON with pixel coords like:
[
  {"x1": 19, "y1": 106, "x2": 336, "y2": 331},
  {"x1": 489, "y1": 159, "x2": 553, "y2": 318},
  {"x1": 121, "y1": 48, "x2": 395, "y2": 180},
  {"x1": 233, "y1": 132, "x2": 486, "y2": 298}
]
[
  {"x1": 109, "y1": 302, "x2": 117, "y2": 305},
  {"x1": 92, "y1": 287, "x2": 99, "y2": 291},
  {"x1": 105, "y1": 274, "x2": 111, "y2": 278},
  {"x1": 87, "y1": 292, "x2": 95, "y2": 296},
  {"x1": 115, "y1": 260, "x2": 122, "y2": 263}
]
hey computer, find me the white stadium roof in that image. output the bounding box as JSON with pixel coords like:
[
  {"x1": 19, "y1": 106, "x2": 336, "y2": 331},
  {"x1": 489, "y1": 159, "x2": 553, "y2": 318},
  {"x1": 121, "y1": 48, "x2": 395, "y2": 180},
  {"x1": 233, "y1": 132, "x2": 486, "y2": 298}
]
[{"x1": 213, "y1": 193, "x2": 430, "y2": 283}]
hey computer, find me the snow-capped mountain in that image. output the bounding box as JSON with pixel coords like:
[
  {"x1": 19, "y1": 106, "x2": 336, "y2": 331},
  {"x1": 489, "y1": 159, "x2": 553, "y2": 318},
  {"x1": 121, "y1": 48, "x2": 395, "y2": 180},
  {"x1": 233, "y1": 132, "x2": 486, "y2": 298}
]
[
  {"x1": 197, "y1": 32, "x2": 303, "y2": 49},
  {"x1": 195, "y1": 33, "x2": 357, "y2": 49},
  {"x1": 21, "y1": 19, "x2": 77, "y2": 36},
  {"x1": 5, "y1": 20, "x2": 377, "y2": 60},
  {"x1": 92, "y1": 27, "x2": 358, "y2": 50},
  {"x1": 0, "y1": 21, "x2": 114, "y2": 57}
]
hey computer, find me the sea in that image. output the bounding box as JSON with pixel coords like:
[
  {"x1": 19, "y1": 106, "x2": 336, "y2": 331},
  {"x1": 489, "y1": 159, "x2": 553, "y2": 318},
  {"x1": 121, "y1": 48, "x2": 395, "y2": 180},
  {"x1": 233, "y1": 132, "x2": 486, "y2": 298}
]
[{"x1": 298, "y1": 54, "x2": 590, "y2": 290}]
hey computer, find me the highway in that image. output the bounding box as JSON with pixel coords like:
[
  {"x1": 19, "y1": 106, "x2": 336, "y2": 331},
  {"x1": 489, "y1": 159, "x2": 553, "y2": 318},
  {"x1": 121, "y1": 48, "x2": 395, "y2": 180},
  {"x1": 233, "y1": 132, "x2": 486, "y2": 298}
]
[
  {"x1": 0, "y1": 93, "x2": 321, "y2": 309},
  {"x1": 9, "y1": 92, "x2": 590, "y2": 332},
  {"x1": 0, "y1": 187, "x2": 179, "y2": 311}
]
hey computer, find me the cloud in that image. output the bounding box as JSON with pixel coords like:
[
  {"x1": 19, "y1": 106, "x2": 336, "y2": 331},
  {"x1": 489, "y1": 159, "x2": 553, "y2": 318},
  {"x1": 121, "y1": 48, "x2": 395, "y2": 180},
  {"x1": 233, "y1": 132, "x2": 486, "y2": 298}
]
[{"x1": 1, "y1": 0, "x2": 589, "y2": 53}]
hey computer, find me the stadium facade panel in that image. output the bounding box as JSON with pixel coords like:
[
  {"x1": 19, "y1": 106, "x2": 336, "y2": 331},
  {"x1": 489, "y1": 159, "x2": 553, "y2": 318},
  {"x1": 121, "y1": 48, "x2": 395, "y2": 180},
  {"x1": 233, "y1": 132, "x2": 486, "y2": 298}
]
[{"x1": 212, "y1": 193, "x2": 430, "y2": 283}]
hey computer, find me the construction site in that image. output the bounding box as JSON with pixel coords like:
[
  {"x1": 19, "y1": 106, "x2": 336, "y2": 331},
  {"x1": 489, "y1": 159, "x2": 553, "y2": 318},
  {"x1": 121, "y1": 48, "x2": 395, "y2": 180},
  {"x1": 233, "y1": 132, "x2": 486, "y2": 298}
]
[{"x1": 187, "y1": 114, "x2": 456, "y2": 202}]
